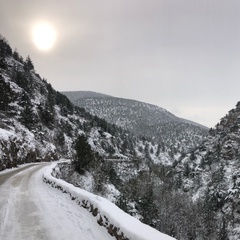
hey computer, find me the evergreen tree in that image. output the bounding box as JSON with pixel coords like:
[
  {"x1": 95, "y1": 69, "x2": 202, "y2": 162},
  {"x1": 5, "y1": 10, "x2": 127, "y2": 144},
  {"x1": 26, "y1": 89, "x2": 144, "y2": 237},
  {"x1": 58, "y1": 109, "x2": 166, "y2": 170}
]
[
  {"x1": 24, "y1": 55, "x2": 34, "y2": 71},
  {"x1": 13, "y1": 49, "x2": 24, "y2": 63},
  {"x1": 218, "y1": 216, "x2": 228, "y2": 240},
  {"x1": 73, "y1": 135, "x2": 95, "y2": 174},
  {"x1": 202, "y1": 188, "x2": 218, "y2": 238},
  {"x1": 0, "y1": 35, "x2": 12, "y2": 57},
  {"x1": 139, "y1": 183, "x2": 158, "y2": 227},
  {"x1": 0, "y1": 76, "x2": 11, "y2": 111},
  {"x1": 156, "y1": 144, "x2": 161, "y2": 156},
  {"x1": 144, "y1": 143, "x2": 151, "y2": 160},
  {"x1": 21, "y1": 103, "x2": 36, "y2": 129}
]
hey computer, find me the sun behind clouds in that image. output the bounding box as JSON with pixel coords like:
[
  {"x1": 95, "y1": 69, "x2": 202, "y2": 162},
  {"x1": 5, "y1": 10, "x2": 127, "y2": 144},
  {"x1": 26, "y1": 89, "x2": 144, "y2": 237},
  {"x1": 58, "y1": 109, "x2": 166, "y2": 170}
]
[{"x1": 32, "y1": 22, "x2": 57, "y2": 51}]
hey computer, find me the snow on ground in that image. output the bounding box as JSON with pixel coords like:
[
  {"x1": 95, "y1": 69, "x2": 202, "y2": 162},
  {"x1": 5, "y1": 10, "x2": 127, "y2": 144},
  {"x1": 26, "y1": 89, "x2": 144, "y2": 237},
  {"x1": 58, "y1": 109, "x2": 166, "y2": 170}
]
[
  {"x1": 0, "y1": 162, "x2": 175, "y2": 240},
  {"x1": 33, "y1": 165, "x2": 114, "y2": 240},
  {"x1": 0, "y1": 163, "x2": 114, "y2": 240},
  {"x1": 44, "y1": 162, "x2": 176, "y2": 240},
  {"x1": 104, "y1": 183, "x2": 120, "y2": 204}
]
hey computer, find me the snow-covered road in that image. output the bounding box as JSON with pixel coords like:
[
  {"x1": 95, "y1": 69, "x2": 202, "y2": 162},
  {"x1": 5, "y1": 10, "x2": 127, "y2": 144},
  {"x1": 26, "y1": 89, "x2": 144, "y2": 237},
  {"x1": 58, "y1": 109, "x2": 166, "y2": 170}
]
[{"x1": 0, "y1": 163, "x2": 114, "y2": 240}]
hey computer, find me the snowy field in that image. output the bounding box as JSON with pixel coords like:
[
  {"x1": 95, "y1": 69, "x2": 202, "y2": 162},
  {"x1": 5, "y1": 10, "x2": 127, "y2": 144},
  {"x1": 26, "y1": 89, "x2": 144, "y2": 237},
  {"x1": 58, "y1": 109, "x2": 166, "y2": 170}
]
[{"x1": 0, "y1": 162, "x2": 175, "y2": 240}]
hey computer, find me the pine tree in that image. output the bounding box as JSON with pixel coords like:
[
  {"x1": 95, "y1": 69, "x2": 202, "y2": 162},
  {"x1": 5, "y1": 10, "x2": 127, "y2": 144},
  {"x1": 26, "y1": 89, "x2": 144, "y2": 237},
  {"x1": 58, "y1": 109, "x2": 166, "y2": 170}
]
[
  {"x1": 0, "y1": 35, "x2": 12, "y2": 57},
  {"x1": 24, "y1": 55, "x2": 34, "y2": 71},
  {"x1": 73, "y1": 135, "x2": 95, "y2": 174},
  {"x1": 144, "y1": 143, "x2": 151, "y2": 160},
  {"x1": 0, "y1": 76, "x2": 11, "y2": 111},
  {"x1": 218, "y1": 216, "x2": 228, "y2": 240},
  {"x1": 21, "y1": 103, "x2": 36, "y2": 129},
  {"x1": 156, "y1": 144, "x2": 161, "y2": 156},
  {"x1": 13, "y1": 49, "x2": 24, "y2": 63},
  {"x1": 139, "y1": 183, "x2": 158, "y2": 227}
]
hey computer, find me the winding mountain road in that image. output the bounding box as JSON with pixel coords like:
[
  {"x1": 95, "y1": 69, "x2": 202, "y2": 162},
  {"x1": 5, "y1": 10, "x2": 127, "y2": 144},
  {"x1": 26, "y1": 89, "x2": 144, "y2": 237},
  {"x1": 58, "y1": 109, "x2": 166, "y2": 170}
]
[{"x1": 0, "y1": 163, "x2": 114, "y2": 240}]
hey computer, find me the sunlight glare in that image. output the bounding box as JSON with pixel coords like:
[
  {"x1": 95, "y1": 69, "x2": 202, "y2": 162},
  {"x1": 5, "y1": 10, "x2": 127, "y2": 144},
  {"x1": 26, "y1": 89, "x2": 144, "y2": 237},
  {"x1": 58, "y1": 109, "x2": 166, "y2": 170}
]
[{"x1": 32, "y1": 22, "x2": 57, "y2": 51}]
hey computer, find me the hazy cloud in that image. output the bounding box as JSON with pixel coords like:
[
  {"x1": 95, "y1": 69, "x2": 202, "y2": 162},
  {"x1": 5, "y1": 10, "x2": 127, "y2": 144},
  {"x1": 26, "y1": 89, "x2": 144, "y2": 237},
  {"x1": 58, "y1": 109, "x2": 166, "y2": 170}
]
[{"x1": 1, "y1": 0, "x2": 240, "y2": 127}]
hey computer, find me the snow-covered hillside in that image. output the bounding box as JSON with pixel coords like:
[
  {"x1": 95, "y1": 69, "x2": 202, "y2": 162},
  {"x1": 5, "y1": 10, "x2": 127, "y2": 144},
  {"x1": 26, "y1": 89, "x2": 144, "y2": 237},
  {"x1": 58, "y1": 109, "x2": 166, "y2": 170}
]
[
  {"x1": 0, "y1": 34, "x2": 180, "y2": 239},
  {"x1": 0, "y1": 161, "x2": 176, "y2": 240},
  {"x1": 0, "y1": 35, "x2": 177, "y2": 170},
  {"x1": 44, "y1": 162, "x2": 176, "y2": 240},
  {"x1": 4, "y1": 34, "x2": 235, "y2": 239},
  {"x1": 63, "y1": 91, "x2": 208, "y2": 153},
  {"x1": 170, "y1": 101, "x2": 240, "y2": 239}
]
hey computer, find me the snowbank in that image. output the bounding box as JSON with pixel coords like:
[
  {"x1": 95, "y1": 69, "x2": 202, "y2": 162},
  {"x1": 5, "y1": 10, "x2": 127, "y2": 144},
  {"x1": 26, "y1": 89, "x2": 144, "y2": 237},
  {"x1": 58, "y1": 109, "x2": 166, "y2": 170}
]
[{"x1": 43, "y1": 163, "x2": 176, "y2": 240}]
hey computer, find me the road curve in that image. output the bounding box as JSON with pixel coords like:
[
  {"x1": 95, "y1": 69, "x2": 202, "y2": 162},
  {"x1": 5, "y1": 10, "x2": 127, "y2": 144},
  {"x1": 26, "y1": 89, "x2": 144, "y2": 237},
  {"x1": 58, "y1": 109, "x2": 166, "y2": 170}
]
[{"x1": 0, "y1": 163, "x2": 114, "y2": 240}]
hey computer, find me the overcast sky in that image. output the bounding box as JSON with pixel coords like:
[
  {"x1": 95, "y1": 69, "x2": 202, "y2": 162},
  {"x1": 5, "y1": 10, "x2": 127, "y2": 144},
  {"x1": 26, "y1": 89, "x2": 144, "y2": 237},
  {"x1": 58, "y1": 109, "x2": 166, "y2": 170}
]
[{"x1": 1, "y1": 0, "x2": 240, "y2": 127}]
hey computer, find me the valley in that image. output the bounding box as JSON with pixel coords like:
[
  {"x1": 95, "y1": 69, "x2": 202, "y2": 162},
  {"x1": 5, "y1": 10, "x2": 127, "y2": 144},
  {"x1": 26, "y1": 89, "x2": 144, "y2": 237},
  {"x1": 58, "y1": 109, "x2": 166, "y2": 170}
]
[{"x1": 1, "y1": 34, "x2": 240, "y2": 239}]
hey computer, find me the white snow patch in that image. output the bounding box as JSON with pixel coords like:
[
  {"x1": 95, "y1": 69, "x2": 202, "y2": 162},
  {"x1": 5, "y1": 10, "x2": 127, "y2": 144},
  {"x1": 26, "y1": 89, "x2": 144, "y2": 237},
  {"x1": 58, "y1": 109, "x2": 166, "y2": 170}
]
[
  {"x1": 43, "y1": 163, "x2": 176, "y2": 240},
  {"x1": 0, "y1": 128, "x2": 15, "y2": 141}
]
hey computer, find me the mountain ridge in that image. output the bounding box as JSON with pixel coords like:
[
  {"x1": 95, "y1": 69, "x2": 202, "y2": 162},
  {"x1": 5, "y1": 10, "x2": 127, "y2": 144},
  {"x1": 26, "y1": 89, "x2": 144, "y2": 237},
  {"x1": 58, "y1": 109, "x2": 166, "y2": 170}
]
[
  {"x1": 62, "y1": 90, "x2": 208, "y2": 128},
  {"x1": 62, "y1": 90, "x2": 208, "y2": 154}
]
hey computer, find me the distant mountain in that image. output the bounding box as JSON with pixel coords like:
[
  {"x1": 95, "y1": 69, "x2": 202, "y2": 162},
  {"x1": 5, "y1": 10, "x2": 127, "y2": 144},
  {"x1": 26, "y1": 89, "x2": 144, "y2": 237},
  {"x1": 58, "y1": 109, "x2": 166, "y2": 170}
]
[
  {"x1": 62, "y1": 91, "x2": 201, "y2": 126},
  {"x1": 63, "y1": 91, "x2": 208, "y2": 153},
  {"x1": 61, "y1": 91, "x2": 112, "y2": 102}
]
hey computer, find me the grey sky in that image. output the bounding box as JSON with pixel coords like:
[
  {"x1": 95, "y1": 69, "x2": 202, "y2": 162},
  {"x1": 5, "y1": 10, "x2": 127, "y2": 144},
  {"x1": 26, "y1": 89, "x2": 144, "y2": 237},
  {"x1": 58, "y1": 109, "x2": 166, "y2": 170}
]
[{"x1": 1, "y1": 0, "x2": 240, "y2": 127}]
